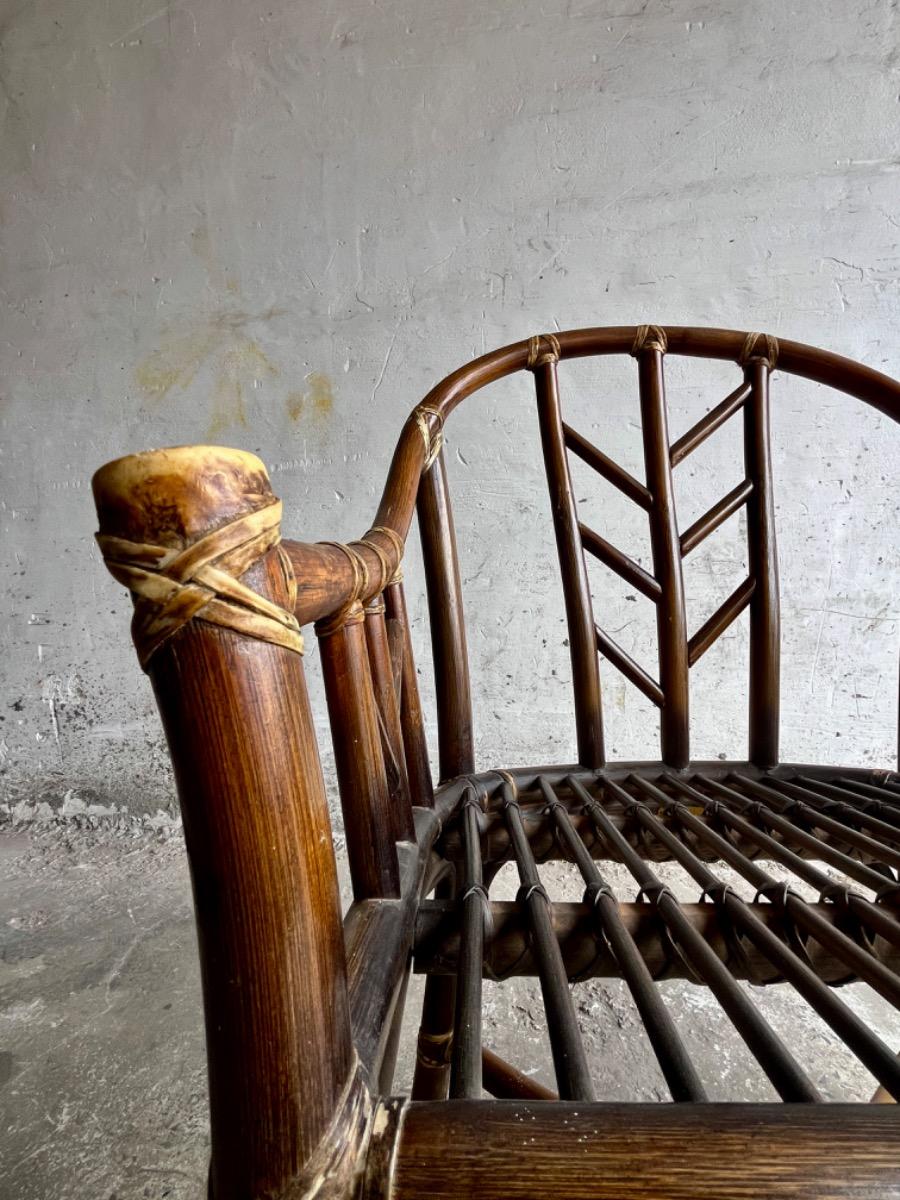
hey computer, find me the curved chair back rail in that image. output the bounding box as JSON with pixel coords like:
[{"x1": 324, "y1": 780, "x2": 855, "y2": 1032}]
[
  {"x1": 92, "y1": 326, "x2": 900, "y2": 1200},
  {"x1": 283, "y1": 326, "x2": 900, "y2": 627},
  {"x1": 284, "y1": 325, "x2": 900, "y2": 775}
]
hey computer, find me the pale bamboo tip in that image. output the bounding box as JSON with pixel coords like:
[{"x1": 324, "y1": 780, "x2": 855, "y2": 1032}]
[{"x1": 92, "y1": 445, "x2": 275, "y2": 547}]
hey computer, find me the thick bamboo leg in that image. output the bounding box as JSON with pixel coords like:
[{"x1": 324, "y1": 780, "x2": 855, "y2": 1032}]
[
  {"x1": 92, "y1": 447, "x2": 364, "y2": 1200},
  {"x1": 412, "y1": 872, "x2": 458, "y2": 1099}
]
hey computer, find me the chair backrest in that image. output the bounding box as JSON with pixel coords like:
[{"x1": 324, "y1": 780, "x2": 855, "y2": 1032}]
[{"x1": 397, "y1": 326, "x2": 900, "y2": 775}]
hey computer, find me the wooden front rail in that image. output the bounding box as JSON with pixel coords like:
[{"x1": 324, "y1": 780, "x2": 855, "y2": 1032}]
[{"x1": 378, "y1": 1103, "x2": 900, "y2": 1200}]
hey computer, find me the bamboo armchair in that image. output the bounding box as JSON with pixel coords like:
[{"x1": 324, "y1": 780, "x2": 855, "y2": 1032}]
[{"x1": 93, "y1": 326, "x2": 900, "y2": 1200}]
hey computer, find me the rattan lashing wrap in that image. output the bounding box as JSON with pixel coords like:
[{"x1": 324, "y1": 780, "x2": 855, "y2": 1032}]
[
  {"x1": 315, "y1": 525, "x2": 405, "y2": 637},
  {"x1": 96, "y1": 499, "x2": 303, "y2": 668}
]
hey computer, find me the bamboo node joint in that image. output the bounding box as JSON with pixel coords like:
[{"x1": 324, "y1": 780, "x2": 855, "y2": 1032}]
[
  {"x1": 739, "y1": 331, "x2": 779, "y2": 370},
  {"x1": 414, "y1": 405, "x2": 444, "y2": 472},
  {"x1": 526, "y1": 332, "x2": 562, "y2": 370},
  {"x1": 630, "y1": 324, "x2": 668, "y2": 355}
]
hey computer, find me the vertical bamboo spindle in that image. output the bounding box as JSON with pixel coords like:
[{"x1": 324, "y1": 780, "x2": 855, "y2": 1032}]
[
  {"x1": 636, "y1": 335, "x2": 690, "y2": 767},
  {"x1": 365, "y1": 594, "x2": 416, "y2": 841},
  {"x1": 535, "y1": 351, "x2": 605, "y2": 768},
  {"x1": 384, "y1": 576, "x2": 434, "y2": 807},
  {"x1": 743, "y1": 355, "x2": 781, "y2": 767}
]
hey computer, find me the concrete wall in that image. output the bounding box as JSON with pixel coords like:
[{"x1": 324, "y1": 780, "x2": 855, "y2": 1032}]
[{"x1": 2, "y1": 0, "x2": 898, "y2": 820}]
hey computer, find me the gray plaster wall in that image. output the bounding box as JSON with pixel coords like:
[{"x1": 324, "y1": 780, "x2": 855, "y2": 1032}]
[{"x1": 2, "y1": 0, "x2": 898, "y2": 821}]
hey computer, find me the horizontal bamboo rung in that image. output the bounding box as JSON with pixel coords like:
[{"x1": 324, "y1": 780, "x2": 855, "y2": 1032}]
[{"x1": 413, "y1": 899, "x2": 900, "y2": 985}]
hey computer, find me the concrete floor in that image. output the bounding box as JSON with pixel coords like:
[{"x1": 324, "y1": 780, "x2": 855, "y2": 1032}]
[{"x1": 1, "y1": 822, "x2": 896, "y2": 1200}]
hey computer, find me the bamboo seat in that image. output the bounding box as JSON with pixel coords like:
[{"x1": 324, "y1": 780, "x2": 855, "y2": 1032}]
[{"x1": 92, "y1": 326, "x2": 900, "y2": 1200}]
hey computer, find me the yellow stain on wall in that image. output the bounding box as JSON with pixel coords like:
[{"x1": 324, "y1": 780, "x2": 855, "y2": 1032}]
[
  {"x1": 286, "y1": 372, "x2": 334, "y2": 424},
  {"x1": 134, "y1": 313, "x2": 281, "y2": 442},
  {"x1": 207, "y1": 344, "x2": 278, "y2": 441},
  {"x1": 134, "y1": 329, "x2": 220, "y2": 399}
]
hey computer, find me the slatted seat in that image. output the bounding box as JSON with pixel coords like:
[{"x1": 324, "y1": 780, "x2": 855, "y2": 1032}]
[{"x1": 92, "y1": 326, "x2": 900, "y2": 1200}]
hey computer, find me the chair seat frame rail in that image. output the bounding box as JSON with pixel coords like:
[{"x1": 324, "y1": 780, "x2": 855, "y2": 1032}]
[{"x1": 92, "y1": 327, "x2": 900, "y2": 1200}]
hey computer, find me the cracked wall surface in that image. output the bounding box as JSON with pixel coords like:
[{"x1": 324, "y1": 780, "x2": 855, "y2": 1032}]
[{"x1": 2, "y1": 0, "x2": 899, "y2": 821}]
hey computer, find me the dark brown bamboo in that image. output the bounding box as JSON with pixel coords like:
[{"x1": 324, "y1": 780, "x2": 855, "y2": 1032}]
[
  {"x1": 770, "y1": 777, "x2": 900, "y2": 845},
  {"x1": 563, "y1": 421, "x2": 653, "y2": 509},
  {"x1": 355, "y1": 328, "x2": 900, "y2": 604},
  {"x1": 384, "y1": 577, "x2": 434, "y2": 808},
  {"x1": 680, "y1": 478, "x2": 753, "y2": 557},
  {"x1": 539, "y1": 777, "x2": 705, "y2": 1101},
  {"x1": 536, "y1": 360, "x2": 605, "y2": 767},
  {"x1": 481, "y1": 1047, "x2": 558, "y2": 1100},
  {"x1": 388, "y1": 1103, "x2": 900, "y2": 1200},
  {"x1": 415, "y1": 898, "x2": 900, "y2": 985},
  {"x1": 723, "y1": 776, "x2": 900, "y2": 900},
  {"x1": 364, "y1": 597, "x2": 416, "y2": 841},
  {"x1": 502, "y1": 780, "x2": 594, "y2": 1100},
  {"x1": 627, "y1": 776, "x2": 900, "y2": 1100},
  {"x1": 687, "y1": 576, "x2": 755, "y2": 666},
  {"x1": 669, "y1": 380, "x2": 751, "y2": 466},
  {"x1": 579, "y1": 522, "x2": 663, "y2": 602},
  {"x1": 569, "y1": 776, "x2": 819, "y2": 1101},
  {"x1": 397, "y1": 327, "x2": 900, "y2": 439},
  {"x1": 595, "y1": 626, "x2": 665, "y2": 707},
  {"x1": 744, "y1": 359, "x2": 781, "y2": 766},
  {"x1": 637, "y1": 351, "x2": 690, "y2": 766},
  {"x1": 93, "y1": 448, "x2": 358, "y2": 1200},
  {"x1": 730, "y1": 773, "x2": 900, "y2": 872},
  {"x1": 317, "y1": 608, "x2": 401, "y2": 901},
  {"x1": 834, "y1": 777, "x2": 900, "y2": 811},
  {"x1": 450, "y1": 793, "x2": 488, "y2": 1098},
  {"x1": 795, "y1": 775, "x2": 900, "y2": 827},
  {"x1": 413, "y1": 449, "x2": 470, "y2": 1103},
  {"x1": 417, "y1": 449, "x2": 474, "y2": 781},
  {"x1": 668, "y1": 776, "x2": 900, "y2": 950},
  {"x1": 436, "y1": 764, "x2": 900, "y2": 872},
  {"x1": 412, "y1": 871, "x2": 457, "y2": 1101},
  {"x1": 345, "y1": 815, "x2": 437, "y2": 1086},
  {"x1": 663, "y1": 780, "x2": 900, "y2": 1006}
]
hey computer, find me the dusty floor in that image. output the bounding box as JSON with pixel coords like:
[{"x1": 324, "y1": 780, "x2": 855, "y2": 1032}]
[{"x1": 1, "y1": 821, "x2": 897, "y2": 1200}]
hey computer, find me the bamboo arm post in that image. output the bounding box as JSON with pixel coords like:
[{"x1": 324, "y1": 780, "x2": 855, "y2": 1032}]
[
  {"x1": 92, "y1": 447, "x2": 362, "y2": 1200},
  {"x1": 364, "y1": 595, "x2": 416, "y2": 842},
  {"x1": 317, "y1": 603, "x2": 402, "y2": 901},
  {"x1": 384, "y1": 577, "x2": 435, "y2": 808}
]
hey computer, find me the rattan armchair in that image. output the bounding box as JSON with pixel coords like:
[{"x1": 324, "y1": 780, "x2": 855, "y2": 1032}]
[{"x1": 93, "y1": 326, "x2": 900, "y2": 1199}]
